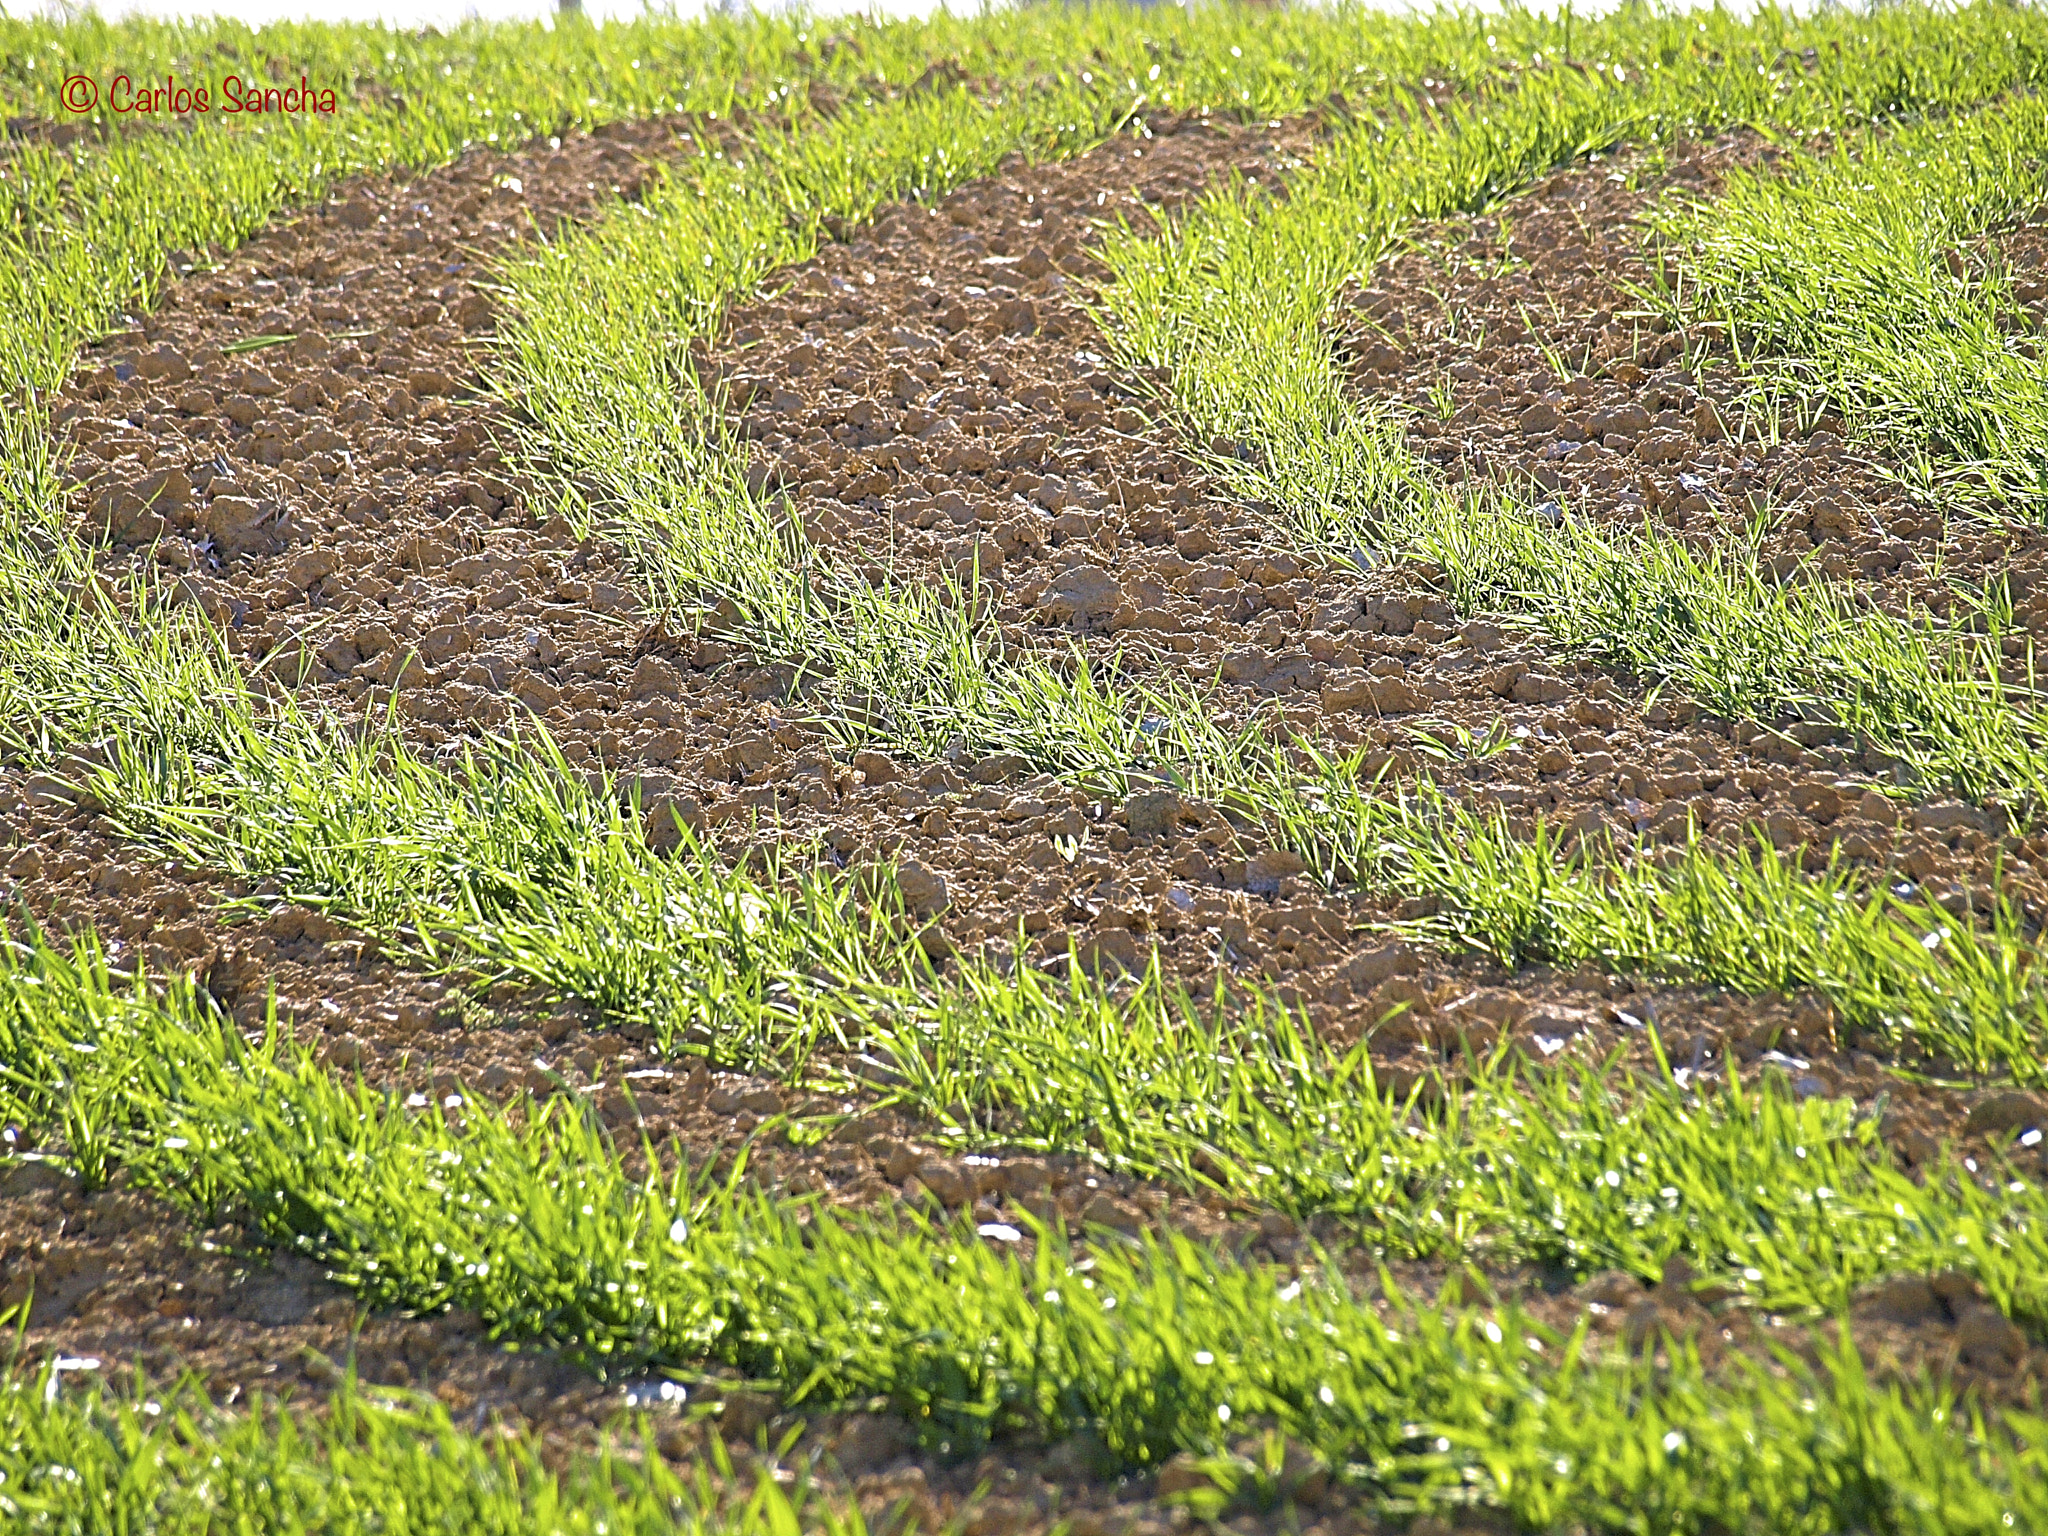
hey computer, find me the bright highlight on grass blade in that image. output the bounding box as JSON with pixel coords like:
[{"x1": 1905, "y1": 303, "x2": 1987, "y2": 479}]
[
  {"x1": 1, "y1": 1359, "x2": 862, "y2": 1536},
  {"x1": 9, "y1": 8, "x2": 2048, "y2": 1528},
  {"x1": 496, "y1": 14, "x2": 1533, "y2": 774},
  {"x1": 493, "y1": 1, "x2": 2048, "y2": 1083}
]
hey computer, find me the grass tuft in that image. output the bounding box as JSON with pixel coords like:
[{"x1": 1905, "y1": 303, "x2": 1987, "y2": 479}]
[{"x1": 1653, "y1": 88, "x2": 2048, "y2": 503}]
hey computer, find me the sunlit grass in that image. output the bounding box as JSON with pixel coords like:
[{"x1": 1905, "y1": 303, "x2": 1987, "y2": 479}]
[
  {"x1": 1412, "y1": 487, "x2": 2048, "y2": 807},
  {"x1": 1095, "y1": 3, "x2": 2048, "y2": 809},
  {"x1": 0, "y1": 10, "x2": 825, "y2": 393},
  {"x1": 1654, "y1": 87, "x2": 2048, "y2": 503},
  {"x1": 9, "y1": 6, "x2": 2048, "y2": 1525},
  {"x1": 0, "y1": 1, "x2": 1515, "y2": 395},
  {"x1": 5, "y1": 915, "x2": 2041, "y2": 1334},
  {"x1": 6, "y1": 923, "x2": 2048, "y2": 1532},
  {"x1": 1, "y1": 1358, "x2": 868, "y2": 1536}
]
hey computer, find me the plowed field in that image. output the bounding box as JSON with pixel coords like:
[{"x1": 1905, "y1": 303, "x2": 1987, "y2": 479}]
[{"x1": 9, "y1": 5, "x2": 2048, "y2": 1532}]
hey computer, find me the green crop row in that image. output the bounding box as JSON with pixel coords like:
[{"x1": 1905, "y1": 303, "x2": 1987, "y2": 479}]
[
  {"x1": 2, "y1": 925, "x2": 2046, "y2": 1532},
  {"x1": 1, "y1": 1359, "x2": 853, "y2": 1536},
  {"x1": 0, "y1": 1, "x2": 1526, "y2": 395},
  {"x1": 6, "y1": 918, "x2": 2045, "y2": 1368},
  {"x1": 0, "y1": 5, "x2": 2038, "y2": 1100},
  {"x1": 1655, "y1": 85, "x2": 2048, "y2": 503},
  {"x1": 864, "y1": 795, "x2": 2048, "y2": 1115},
  {"x1": 5, "y1": 7, "x2": 2048, "y2": 1528}
]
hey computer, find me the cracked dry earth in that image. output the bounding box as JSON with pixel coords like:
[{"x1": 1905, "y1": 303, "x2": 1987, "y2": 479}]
[{"x1": 10, "y1": 100, "x2": 2048, "y2": 1530}]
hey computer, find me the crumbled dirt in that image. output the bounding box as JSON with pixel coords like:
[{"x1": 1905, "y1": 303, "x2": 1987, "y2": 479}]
[
  {"x1": 1523, "y1": 1249, "x2": 2048, "y2": 1410},
  {"x1": 670, "y1": 113, "x2": 2048, "y2": 1082},
  {"x1": 56, "y1": 112, "x2": 694, "y2": 760},
  {"x1": 51, "y1": 104, "x2": 2048, "y2": 1074},
  {"x1": 16, "y1": 94, "x2": 2048, "y2": 1525},
  {"x1": 1337, "y1": 130, "x2": 1984, "y2": 581}
]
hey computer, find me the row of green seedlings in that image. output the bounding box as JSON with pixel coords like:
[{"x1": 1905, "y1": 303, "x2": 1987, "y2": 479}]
[
  {"x1": 11, "y1": 4, "x2": 2037, "y2": 1094},
  {"x1": 0, "y1": 9, "x2": 825, "y2": 394},
  {"x1": 1, "y1": 1357, "x2": 847, "y2": 1536},
  {"x1": 0, "y1": 9, "x2": 1578, "y2": 1061},
  {"x1": 1652, "y1": 86, "x2": 2048, "y2": 505},
  {"x1": 495, "y1": 2, "x2": 2048, "y2": 1078},
  {"x1": 0, "y1": 0, "x2": 1527, "y2": 395},
  {"x1": 0, "y1": 11, "x2": 2034, "y2": 1330},
  {"x1": 10, "y1": 874, "x2": 2048, "y2": 1318},
  {"x1": 4, "y1": 929, "x2": 2048, "y2": 1534},
  {"x1": 1093, "y1": 12, "x2": 2048, "y2": 812},
  {"x1": 7, "y1": 16, "x2": 2047, "y2": 1528}
]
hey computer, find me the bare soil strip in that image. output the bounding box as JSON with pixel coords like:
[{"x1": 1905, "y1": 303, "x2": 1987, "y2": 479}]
[
  {"x1": 11, "y1": 112, "x2": 918, "y2": 1461},
  {"x1": 685, "y1": 114, "x2": 2045, "y2": 1149},
  {"x1": 1341, "y1": 131, "x2": 2048, "y2": 829},
  {"x1": 17, "y1": 103, "x2": 2048, "y2": 1521}
]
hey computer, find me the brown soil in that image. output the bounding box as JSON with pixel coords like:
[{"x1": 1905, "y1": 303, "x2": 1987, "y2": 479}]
[
  {"x1": 14, "y1": 99, "x2": 2048, "y2": 1529},
  {"x1": 1, "y1": 1155, "x2": 616, "y2": 1436}
]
